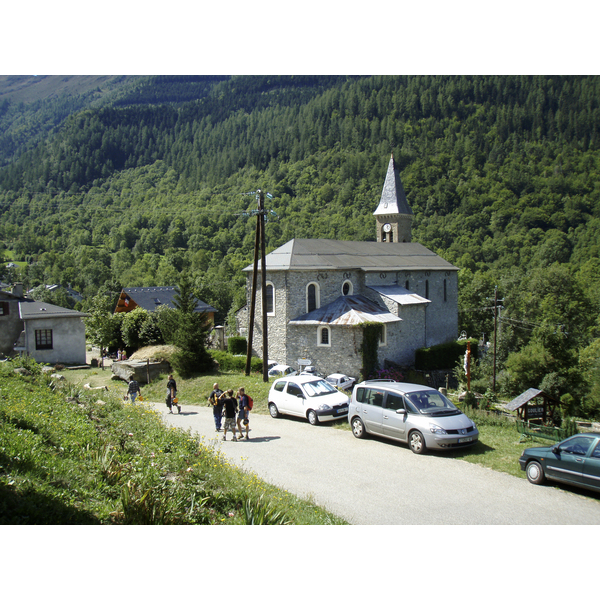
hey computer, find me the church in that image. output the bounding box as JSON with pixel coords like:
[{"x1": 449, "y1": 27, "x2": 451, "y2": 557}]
[{"x1": 239, "y1": 155, "x2": 459, "y2": 379}]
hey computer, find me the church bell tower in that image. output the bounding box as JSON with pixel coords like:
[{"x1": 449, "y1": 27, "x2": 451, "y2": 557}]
[{"x1": 373, "y1": 155, "x2": 413, "y2": 243}]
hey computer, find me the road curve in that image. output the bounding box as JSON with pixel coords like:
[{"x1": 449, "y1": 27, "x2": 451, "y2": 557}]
[{"x1": 152, "y1": 402, "x2": 600, "y2": 525}]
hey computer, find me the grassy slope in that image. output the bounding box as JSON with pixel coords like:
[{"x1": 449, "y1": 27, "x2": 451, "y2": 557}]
[{"x1": 0, "y1": 360, "x2": 346, "y2": 524}]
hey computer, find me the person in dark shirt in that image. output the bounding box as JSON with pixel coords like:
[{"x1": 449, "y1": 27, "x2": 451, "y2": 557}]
[
  {"x1": 127, "y1": 378, "x2": 140, "y2": 404},
  {"x1": 166, "y1": 374, "x2": 180, "y2": 413},
  {"x1": 208, "y1": 382, "x2": 224, "y2": 431},
  {"x1": 221, "y1": 389, "x2": 238, "y2": 441},
  {"x1": 236, "y1": 387, "x2": 250, "y2": 440}
]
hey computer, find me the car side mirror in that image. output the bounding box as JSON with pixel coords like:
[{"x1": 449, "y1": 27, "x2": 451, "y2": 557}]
[
  {"x1": 552, "y1": 446, "x2": 561, "y2": 454},
  {"x1": 396, "y1": 408, "x2": 406, "y2": 414}
]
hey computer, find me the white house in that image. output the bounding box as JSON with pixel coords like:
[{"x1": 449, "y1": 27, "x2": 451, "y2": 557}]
[
  {"x1": 239, "y1": 155, "x2": 459, "y2": 379},
  {"x1": 0, "y1": 284, "x2": 88, "y2": 364}
]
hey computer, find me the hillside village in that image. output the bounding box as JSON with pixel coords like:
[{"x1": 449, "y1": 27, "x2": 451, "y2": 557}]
[{"x1": 0, "y1": 75, "x2": 599, "y2": 421}]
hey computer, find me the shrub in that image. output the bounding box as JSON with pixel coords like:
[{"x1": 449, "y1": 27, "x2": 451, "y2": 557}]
[
  {"x1": 416, "y1": 339, "x2": 478, "y2": 370},
  {"x1": 227, "y1": 337, "x2": 247, "y2": 355},
  {"x1": 209, "y1": 350, "x2": 262, "y2": 372}
]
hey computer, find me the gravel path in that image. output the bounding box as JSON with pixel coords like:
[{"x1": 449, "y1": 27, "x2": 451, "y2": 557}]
[{"x1": 151, "y1": 402, "x2": 600, "y2": 525}]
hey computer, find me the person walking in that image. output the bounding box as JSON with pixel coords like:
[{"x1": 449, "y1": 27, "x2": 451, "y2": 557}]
[
  {"x1": 209, "y1": 382, "x2": 224, "y2": 431},
  {"x1": 166, "y1": 374, "x2": 180, "y2": 413},
  {"x1": 221, "y1": 389, "x2": 238, "y2": 441},
  {"x1": 236, "y1": 387, "x2": 251, "y2": 440},
  {"x1": 127, "y1": 377, "x2": 140, "y2": 404}
]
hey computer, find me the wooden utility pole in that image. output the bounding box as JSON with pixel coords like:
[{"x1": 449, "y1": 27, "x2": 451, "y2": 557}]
[
  {"x1": 493, "y1": 286, "x2": 498, "y2": 393},
  {"x1": 244, "y1": 190, "x2": 269, "y2": 382},
  {"x1": 244, "y1": 211, "x2": 261, "y2": 377},
  {"x1": 258, "y1": 191, "x2": 269, "y2": 383}
]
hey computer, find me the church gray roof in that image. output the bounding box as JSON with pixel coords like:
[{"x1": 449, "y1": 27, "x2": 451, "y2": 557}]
[
  {"x1": 244, "y1": 239, "x2": 458, "y2": 272},
  {"x1": 373, "y1": 155, "x2": 413, "y2": 217},
  {"x1": 288, "y1": 294, "x2": 401, "y2": 326}
]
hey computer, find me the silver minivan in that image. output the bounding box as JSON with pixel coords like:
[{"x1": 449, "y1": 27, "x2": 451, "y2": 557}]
[{"x1": 348, "y1": 380, "x2": 479, "y2": 454}]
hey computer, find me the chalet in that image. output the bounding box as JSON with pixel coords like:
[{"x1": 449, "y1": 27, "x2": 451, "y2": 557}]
[
  {"x1": 238, "y1": 155, "x2": 459, "y2": 379},
  {"x1": 114, "y1": 286, "x2": 217, "y2": 322},
  {"x1": 0, "y1": 284, "x2": 88, "y2": 364}
]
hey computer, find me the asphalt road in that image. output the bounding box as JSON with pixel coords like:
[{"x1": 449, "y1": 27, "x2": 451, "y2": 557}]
[{"x1": 152, "y1": 402, "x2": 600, "y2": 525}]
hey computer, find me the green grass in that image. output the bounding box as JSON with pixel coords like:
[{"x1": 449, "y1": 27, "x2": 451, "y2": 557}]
[{"x1": 0, "y1": 358, "x2": 346, "y2": 525}]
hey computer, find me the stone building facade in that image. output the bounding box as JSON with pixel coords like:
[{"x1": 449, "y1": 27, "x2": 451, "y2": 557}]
[{"x1": 239, "y1": 156, "x2": 459, "y2": 379}]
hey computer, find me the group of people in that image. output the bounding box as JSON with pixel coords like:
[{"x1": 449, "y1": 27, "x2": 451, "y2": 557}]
[
  {"x1": 126, "y1": 376, "x2": 251, "y2": 441},
  {"x1": 209, "y1": 383, "x2": 251, "y2": 441}
]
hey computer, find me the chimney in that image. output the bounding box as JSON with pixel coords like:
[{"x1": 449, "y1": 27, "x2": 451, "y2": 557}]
[{"x1": 11, "y1": 283, "x2": 24, "y2": 298}]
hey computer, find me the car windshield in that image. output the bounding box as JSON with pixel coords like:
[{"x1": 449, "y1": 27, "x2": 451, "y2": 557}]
[
  {"x1": 405, "y1": 390, "x2": 460, "y2": 415},
  {"x1": 301, "y1": 379, "x2": 337, "y2": 397}
]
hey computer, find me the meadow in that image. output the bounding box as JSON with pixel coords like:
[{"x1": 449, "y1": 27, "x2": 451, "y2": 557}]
[{"x1": 0, "y1": 357, "x2": 346, "y2": 524}]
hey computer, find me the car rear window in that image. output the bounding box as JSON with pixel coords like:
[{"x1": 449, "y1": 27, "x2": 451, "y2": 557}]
[{"x1": 356, "y1": 387, "x2": 384, "y2": 406}]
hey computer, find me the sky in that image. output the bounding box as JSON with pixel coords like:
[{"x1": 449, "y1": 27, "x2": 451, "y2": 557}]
[
  {"x1": 2, "y1": 2, "x2": 598, "y2": 595},
  {"x1": 4, "y1": 1, "x2": 599, "y2": 75}
]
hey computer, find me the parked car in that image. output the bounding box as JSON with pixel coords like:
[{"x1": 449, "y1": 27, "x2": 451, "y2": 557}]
[
  {"x1": 519, "y1": 432, "x2": 600, "y2": 492},
  {"x1": 268, "y1": 364, "x2": 297, "y2": 378},
  {"x1": 268, "y1": 375, "x2": 350, "y2": 425},
  {"x1": 348, "y1": 380, "x2": 479, "y2": 454},
  {"x1": 299, "y1": 366, "x2": 324, "y2": 378},
  {"x1": 325, "y1": 373, "x2": 356, "y2": 391}
]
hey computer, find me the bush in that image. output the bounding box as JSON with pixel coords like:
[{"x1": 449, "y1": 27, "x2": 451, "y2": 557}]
[
  {"x1": 227, "y1": 337, "x2": 247, "y2": 355},
  {"x1": 415, "y1": 339, "x2": 478, "y2": 370},
  {"x1": 209, "y1": 350, "x2": 262, "y2": 372}
]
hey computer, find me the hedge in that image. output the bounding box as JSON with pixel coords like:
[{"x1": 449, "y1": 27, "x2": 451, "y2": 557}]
[
  {"x1": 209, "y1": 350, "x2": 262, "y2": 372},
  {"x1": 227, "y1": 337, "x2": 247, "y2": 355},
  {"x1": 415, "y1": 339, "x2": 478, "y2": 371}
]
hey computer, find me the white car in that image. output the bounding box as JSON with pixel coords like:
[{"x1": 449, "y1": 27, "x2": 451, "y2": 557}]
[
  {"x1": 268, "y1": 364, "x2": 297, "y2": 378},
  {"x1": 325, "y1": 373, "x2": 356, "y2": 391},
  {"x1": 268, "y1": 375, "x2": 350, "y2": 425}
]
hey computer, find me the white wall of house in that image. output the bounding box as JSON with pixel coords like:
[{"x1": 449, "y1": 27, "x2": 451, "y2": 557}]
[{"x1": 23, "y1": 316, "x2": 87, "y2": 364}]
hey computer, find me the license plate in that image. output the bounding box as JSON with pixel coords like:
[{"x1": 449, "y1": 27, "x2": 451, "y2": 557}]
[
  {"x1": 458, "y1": 436, "x2": 473, "y2": 443},
  {"x1": 337, "y1": 408, "x2": 348, "y2": 414}
]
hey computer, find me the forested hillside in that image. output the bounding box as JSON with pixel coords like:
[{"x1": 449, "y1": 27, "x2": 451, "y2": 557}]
[{"x1": 1, "y1": 75, "x2": 599, "y2": 415}]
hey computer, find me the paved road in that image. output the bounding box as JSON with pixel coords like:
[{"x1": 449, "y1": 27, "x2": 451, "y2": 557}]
[{"x1": 152, "y1": 402, "x2": 600, "y2": 525}]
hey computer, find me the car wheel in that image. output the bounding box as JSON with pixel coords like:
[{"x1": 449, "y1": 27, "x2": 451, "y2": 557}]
[
  {"x1": 351, "y1": 417, "x2": 366, "y2": 439},
  {"x1": 307, "y1": 410, "x2": 319, "y2": 426},
  {"x1": 408, "y1": 430, "x2": 426, "y2": 454},
  {"x1": 526, "y1": 460, "x2": 546, "y2": 485},
  {"x1": 269, "y1": 403, "x2": 279, "y2": 419}
]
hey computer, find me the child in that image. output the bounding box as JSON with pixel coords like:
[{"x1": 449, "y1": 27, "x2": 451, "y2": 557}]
[
  {"x1": 221, "y1": 389, "x2": 238, "y2": 441},
  {"x1": 236, "y1": 387, "x2": 250, "y2": 440}
]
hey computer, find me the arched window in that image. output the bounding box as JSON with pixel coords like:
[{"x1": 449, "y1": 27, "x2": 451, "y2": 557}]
[
  {"x1": 405, "y1": 280, "x2": 410, "y2": 290},
  {"x1": 266, "y1": 282, "x2": 274, "y2": 315},
  {"x1": 306, "y1": 282, "x2": 319, "y2": 313},
  {"x1": 379, "y1": 324, "x2": 387, "y2": 346},
  {"x1": 425, "y1": 280, "x2": 429, "y2": 300},
  {"x1": 342, "y1": 280, "x2": 353, "y2": 296},
  {"x1": 443, "y1": 279, "x2": 447, "y2": 302},
  {"x1": 318, "y1": 326, "x2": 331, "y2": 347}
]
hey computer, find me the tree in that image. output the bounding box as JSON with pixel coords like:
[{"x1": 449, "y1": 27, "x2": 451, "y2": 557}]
[
  {"x1": 170, "y1": 273, "x2": 214, "y2": 377},
  {"x1": 84, "y1": 291, "x2": 124, "y2": 353}
]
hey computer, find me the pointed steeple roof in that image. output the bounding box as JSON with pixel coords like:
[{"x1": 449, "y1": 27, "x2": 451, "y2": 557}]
[{"x1": 373, "y1": 154, "x2": 413, "y2": 217}]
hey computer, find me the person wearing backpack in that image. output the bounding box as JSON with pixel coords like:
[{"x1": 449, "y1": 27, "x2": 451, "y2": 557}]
[
  {"x1": 208, "y1": 382, "x2": 224, "y2": 431},
  {"x1": 236, "y1": 387, "x2": 252, "y2": 440}
]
